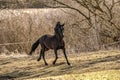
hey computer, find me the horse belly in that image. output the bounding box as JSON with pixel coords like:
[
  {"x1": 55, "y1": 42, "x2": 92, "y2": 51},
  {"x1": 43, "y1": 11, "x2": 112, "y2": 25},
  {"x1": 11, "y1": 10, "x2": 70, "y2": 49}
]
[{"x1": 44, "y1": 40, "x2": 55, "y2": 49}]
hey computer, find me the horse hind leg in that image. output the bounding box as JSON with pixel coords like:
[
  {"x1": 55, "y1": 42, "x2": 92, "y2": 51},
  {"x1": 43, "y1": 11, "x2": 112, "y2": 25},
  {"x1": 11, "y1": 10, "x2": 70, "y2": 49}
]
[
  {"x1": 42, "y1": 49, "x2": 48, "y2": 65},
  {"x1": 40, "y1": 46, "x2": 48, "y2": 65},
  {"x1": 37, "y1": 49, "x2": 42, "y2": 61},
  {"x1": 37, "y1": 48, "x2": 49, "y2": 61}
]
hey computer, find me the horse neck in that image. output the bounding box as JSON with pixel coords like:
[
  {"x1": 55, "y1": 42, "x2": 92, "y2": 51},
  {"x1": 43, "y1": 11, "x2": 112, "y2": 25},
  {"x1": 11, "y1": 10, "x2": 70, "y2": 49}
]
[{"x1": 54, "y1": 33, "x2": 63, "y2": 41}]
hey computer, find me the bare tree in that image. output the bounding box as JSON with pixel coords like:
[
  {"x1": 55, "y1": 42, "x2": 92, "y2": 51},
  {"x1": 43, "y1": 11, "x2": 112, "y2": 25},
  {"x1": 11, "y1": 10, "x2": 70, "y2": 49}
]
[{"x1": 51, "y1": 0, "x2": 120, "y2": 50}]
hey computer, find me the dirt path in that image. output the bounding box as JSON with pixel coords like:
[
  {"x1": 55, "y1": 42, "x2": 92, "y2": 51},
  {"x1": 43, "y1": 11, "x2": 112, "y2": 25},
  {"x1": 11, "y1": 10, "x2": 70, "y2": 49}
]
[{"x1": 0, "y1": 50, "x2": 120, "y2": 80}]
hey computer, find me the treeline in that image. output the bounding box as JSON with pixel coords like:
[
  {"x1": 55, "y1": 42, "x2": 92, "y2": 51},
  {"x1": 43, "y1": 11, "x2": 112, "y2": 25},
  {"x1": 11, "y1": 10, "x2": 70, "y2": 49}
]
[{"x1": 0, "y1": 0, "x2": 57, "y2": 9}]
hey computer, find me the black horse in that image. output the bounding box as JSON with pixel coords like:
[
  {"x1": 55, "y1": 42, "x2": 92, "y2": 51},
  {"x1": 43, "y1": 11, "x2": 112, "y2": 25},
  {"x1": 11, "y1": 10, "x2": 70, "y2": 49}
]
[{"x1": 29, "y1": 22, "x2": 70, "y2": 65}]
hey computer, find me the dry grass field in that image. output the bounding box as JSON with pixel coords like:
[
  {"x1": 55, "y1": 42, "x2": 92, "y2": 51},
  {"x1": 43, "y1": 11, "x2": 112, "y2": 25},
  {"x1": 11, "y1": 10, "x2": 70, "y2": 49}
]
[
  {"x1": 0, "y1": 50, "x2": 120, "y2": 80},
  {"x1": 0, "y1": 0, "x2": 120, "y2": 80}
]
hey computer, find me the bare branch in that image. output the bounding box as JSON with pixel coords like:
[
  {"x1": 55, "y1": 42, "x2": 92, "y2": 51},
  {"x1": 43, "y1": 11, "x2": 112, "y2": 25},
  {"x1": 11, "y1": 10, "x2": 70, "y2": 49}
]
[{"x1": 54, "y1": 0, "x2": 89, "y2": 20}]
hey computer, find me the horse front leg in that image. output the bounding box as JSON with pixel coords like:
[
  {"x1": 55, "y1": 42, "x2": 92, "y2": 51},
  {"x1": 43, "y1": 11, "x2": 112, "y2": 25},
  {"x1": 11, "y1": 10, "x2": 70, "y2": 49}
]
[
  {"x1": 62, "y1": 48, "x2": 70, "y2": 65},
  {"x1": 53, "y1": 49, "x2": 58, "y2": 65},
  {"x1": 42, "y1": 49, "x2": 48, "y2": 65}
]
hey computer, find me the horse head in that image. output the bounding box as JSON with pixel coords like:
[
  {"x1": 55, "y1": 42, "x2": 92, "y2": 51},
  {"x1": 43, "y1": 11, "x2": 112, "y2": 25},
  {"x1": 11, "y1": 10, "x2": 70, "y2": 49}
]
[{"x1": 54, "y1": 22, "x2": 65, "y2": 38}]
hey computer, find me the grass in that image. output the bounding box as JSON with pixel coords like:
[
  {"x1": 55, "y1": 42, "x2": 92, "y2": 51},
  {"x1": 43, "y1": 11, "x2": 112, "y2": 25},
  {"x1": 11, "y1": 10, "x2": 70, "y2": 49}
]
[
  {"x1": 0, "y1": 50, "x2": 120, "y2": 80},
  {"x1": 28, "y1": 70, "x2": 120, "y2": 80}
]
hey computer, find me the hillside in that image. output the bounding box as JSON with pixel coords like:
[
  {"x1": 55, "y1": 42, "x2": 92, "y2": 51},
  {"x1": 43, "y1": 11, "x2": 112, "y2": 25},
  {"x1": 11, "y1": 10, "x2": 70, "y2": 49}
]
[{"x1": 0, "y1": 50, "x2": 120, "y2": 80}]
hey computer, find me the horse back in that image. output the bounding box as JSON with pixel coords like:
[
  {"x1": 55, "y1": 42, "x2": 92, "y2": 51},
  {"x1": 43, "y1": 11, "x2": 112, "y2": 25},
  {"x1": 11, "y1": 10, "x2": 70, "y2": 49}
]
[
  {"x1": 40, "y1": 34, "x2": 56, "y2": 49},
  {"x1": 40, "y1": 34, "x2": 65, "y2": 49}
]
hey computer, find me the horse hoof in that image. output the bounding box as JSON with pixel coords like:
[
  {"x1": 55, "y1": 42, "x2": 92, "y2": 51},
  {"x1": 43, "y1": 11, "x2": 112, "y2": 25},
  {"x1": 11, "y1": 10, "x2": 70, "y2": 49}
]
[
  {"x1": 37, "y1": 59, "x2": 41, "y2": 61},
  {"x1": 67, "y1": 62, "x2": 71, "y2": 65},
  {"x1": 53, "y1": 62, "x2": 56, "y2": 65},
  {"x1": 29, "y1": 53, "x2": 32, "y2": 56},
  {"x1": 45, "y1": 63, "x2": 48, "y2": 66}
]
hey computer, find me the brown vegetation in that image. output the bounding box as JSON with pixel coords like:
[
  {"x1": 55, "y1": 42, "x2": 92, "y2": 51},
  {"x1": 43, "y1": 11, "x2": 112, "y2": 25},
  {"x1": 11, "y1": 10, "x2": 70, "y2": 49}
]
[{"x1": 0, "y1": 0, "x2": 120, "y2": 53}]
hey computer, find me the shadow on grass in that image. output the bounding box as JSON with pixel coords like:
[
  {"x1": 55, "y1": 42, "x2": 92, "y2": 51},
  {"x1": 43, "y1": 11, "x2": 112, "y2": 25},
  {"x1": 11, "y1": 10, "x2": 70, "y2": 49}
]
[
  {"x1": 0, "y1": 75, "x2": 14, "y2": 80},
  {"x1": 60, "y1": 54, "x2": 120, "y2": 72},
  {"x1": 0, "y1": 71, "x2": 32, "y2": 80}
]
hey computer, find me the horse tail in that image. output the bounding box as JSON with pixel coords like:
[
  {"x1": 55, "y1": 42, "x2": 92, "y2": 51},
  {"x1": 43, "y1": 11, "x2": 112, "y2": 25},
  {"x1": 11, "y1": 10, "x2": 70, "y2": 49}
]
[{"x1": 29, "y1": 39, "x2": 40, "y2": 55}]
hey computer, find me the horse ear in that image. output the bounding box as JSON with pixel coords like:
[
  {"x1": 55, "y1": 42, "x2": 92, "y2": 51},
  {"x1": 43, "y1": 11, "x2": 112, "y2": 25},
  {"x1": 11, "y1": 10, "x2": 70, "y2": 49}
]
[{"x1": 57, "y1": 21, "x2": 60, "y2": 25}]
